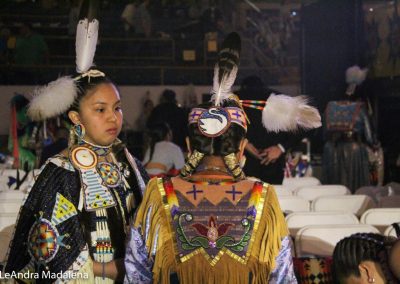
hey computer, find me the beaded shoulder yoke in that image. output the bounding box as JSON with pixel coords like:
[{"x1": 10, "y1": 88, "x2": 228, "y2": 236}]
[{"x1": 133, "y1": 177, "x2": 288, "y2": 284}]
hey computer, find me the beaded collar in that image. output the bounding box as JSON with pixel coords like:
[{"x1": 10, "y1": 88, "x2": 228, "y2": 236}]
[{"x1": 78, "y1": 139, "x2": 113, "y2": 157}]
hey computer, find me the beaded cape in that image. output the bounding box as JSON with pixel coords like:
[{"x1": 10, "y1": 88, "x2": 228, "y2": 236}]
[
  {"x1": 4, "y1": 143, "x2": 148, "y2": 283},
  {"x1": 126, "y1": 176, "x2": 289, "y2": 284}
]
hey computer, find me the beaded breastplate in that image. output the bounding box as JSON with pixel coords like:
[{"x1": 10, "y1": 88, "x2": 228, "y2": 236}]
[
  {"x1": 160, "y1": 177, "x2": 268, "y2": 266},
  {"x1": 69, "y1": 142, "x2": 134, "y2": 272},
  {"x1": 69, "y1": 142, "x2": 131, "y2": 211}
]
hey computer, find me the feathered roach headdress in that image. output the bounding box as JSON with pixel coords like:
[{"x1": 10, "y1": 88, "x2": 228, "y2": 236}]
[
  {"x1": 183, "y1": 32, "x2": 321, "y2": 180},
  {"x1": 345, "y1": 65, "x2": 368, "y2": 96},
  {"x1": 27, "y1": 0, "x2": 103, "y2": 121}
]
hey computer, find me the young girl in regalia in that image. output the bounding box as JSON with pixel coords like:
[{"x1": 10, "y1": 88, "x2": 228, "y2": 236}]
[
  {"x1": 124, "y1": 32, "x2": 321, "y2": 284},
  {"x1": 4, "y1": 6, "x2": 148, "y2": 283}
]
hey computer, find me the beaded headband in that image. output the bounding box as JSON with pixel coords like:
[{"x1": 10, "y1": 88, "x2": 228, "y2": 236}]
[{"x1": 188, "y1": 107, "x2": 247, "y2": 137}]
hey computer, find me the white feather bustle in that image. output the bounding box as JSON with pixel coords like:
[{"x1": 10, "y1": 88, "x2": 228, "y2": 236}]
[
  {"x1": 76, "y1": 18, "x2": 99, "y2": 73},
  {"x1": 345, "y1": 65, "x2": 368, "y2": 85},
  {"x1": 27, "y1": 76, "x2": 78, "y2": 121},
  {"x1": 262, "y1": 94, "x2": 322, "y2": 132}
]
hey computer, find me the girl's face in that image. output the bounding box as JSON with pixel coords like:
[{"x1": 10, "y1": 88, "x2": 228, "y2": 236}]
[{"x1": 69, "y1": 83, "x2": 123, "y2": 146}]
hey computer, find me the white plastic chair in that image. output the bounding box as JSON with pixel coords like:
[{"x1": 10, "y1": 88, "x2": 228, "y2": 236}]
[
  {"x1": 278, "y1": 196, "x2": 310, "y2": 214},
  {"x1": 0, "y1": 231, "x2": 12, "y2": 263},
  {"x1": 273, "y1": 185, "x2": 293, "y2": 196},
  {"x1": 0, "y1": 175, "x2": 8, "y2": 191},
  {"x1": 0, "y1": 190, "x2": 26, "y2": 201},
  {"x1": 311, "y1": 195, "x2": 375, "y2": 217},
  {"x1": 384, "y1": 225, "x2": 398, "y2": 238},
  {"x1": 0, "y1": 213, "x2": 19, "y2": 232},
  {"x1": 282, "y1": 176, "x2": 321, "y2": 191},
  {"x1": 294, "y1": 185, "x2": 350, "y2": 201},
  {"x1": 285, "y1": 211, "x2": 359, "y2": 236},
  {"x1": 360, "y1": 208, "x2": 400, "y2": 233},
  {"x1": 0, "y1": 169, "x2": 26, "y2": 178},
  {"x1": 0, "y1": 199, "x2": 23, "y2": 214},
  {"x1": 295, "y1": 224, "x2": 380, "y2": 257},
  {"x1": 0, "y1": 229, "x2": 14, "y2": 263},
  {"x1": 0, "y1": 214, "x2": 17, "y2": 264}
]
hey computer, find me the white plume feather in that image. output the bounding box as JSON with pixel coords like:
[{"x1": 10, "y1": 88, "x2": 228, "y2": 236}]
[
  {"x1": 262, "y1": 94, "x2": 321, "y2": 132},
  {"x1": 346, "y1": 65, "x2": 368, "y2": 85},
  {"x1": 75, "y1": 18, "x2": 99, "y2": 73},
  {"x1": 211, "y1": 64, "x2": 238, "y2": 106},
  {"x1": 28, "y1": 76, "x2": 78, "y2": 121}
]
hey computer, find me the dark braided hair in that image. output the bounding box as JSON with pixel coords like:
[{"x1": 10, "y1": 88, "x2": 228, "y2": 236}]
[
  {"x1": 182, "y1": 99, "x2": 247, "y2": 180},
  {"x1": 332, "y1": 233, "x2": 391, "y2": 283},
  {"x1": 188, "y1": 100, "x2": 246, "y2": 156}
]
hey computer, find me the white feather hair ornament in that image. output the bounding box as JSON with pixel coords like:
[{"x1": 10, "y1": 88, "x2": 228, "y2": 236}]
[
  {"x1": 75, "y1": 18, "x2": 99, "y2": 74},
  {"x1": 211, "y1": 32, "x2": 241, "y2": 106},
  {"x1": 345, "y1": 65, "x2": 368, "y2": 96},
  {"x1": 26, "y1": 1, "x2": 101, "y2": 122},
  {"x1": 346, "y1": 65, "x2": 368, "y2": 85},
  {"x1": 28, "y1": 76, "x2": 78, "y2": 121},
  {"x1": 211, "y1": 64, "x2": 238, "y2": 106},
  {"x1": 262, "y1": 94, "x2": 322, "y2": 132}
]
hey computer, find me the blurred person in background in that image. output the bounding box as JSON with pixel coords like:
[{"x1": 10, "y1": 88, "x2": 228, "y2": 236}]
[
  {"x1": 135, "y1": 97, "x2": 154, "y2": 131},
  {"x1": 14, "y1": 23, "x2": 49, "y2": 66},
  {"x1": 121, "y1": 0, "x2": 138, "y2": 37},
  {"x1": 13, "y1": 23, "x2": 49, "y2": 84},
  {"x1": 142, "y1": 122, "x2": 185, "y2": 178},
  {"x1": 322, "y1": 66, "x2": 381, "y2": 193},
  {"x1": 121, "y1": 0, "x2": 151, "y2": 57},
  {"x1": 148, "y1": 89, "x2": 188, "y2": 150},
  {"x1": 124, "y1": 31, "x2": 321, "y2": 284}
]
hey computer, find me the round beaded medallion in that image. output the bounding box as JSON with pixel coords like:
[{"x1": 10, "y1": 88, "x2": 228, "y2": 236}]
[
  {"x1": 97, "y1": 162, "x2": 121, "y2": 188},
  {"x1": 28, "y1": 218, "x2": 60, "y2": 263},
  {"x1": 70, "y1": 146, "x2": 97, "y2": 170}
]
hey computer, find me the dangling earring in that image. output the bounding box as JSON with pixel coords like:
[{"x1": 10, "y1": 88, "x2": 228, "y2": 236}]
[
  {"x1": 68, "y1": 127, "x2": 76, "y2": 148},
  {"x1": 73, "y1": 124, "x2": 85, "y2": 140},
  {"x1": 368, "y1": 278, "x2": 375, "y2": 283}
]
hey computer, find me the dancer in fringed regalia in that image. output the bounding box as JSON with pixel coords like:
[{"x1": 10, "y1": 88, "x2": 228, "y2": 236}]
[{"x1": 124, "y1": 32, "x2": 321, "y2": 284}]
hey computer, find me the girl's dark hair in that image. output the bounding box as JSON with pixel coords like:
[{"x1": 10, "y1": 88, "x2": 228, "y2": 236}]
[
  {"x1": 188, "y1": 100, "x2": 246, "y2": 156},
  {"x1": 69, "y1": 73, "x2": 113, "y2": 112},
  {"x1": 146, "y1": 122, "x2": 171, "y2": 161},
  {"x1": 332, "y1": 233, "x2": 388, "y2": 283}
]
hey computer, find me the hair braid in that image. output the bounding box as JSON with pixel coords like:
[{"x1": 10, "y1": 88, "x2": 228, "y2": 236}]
[
  {"x1": 184, "y1": 100, "x2": 246, "y2": 178},
  {"x1": 333, "y1": 233, "x2": 388, "y2": 283},
  {"x1": 180, "y1": 150, "x2": 205, "y2": 177}
]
